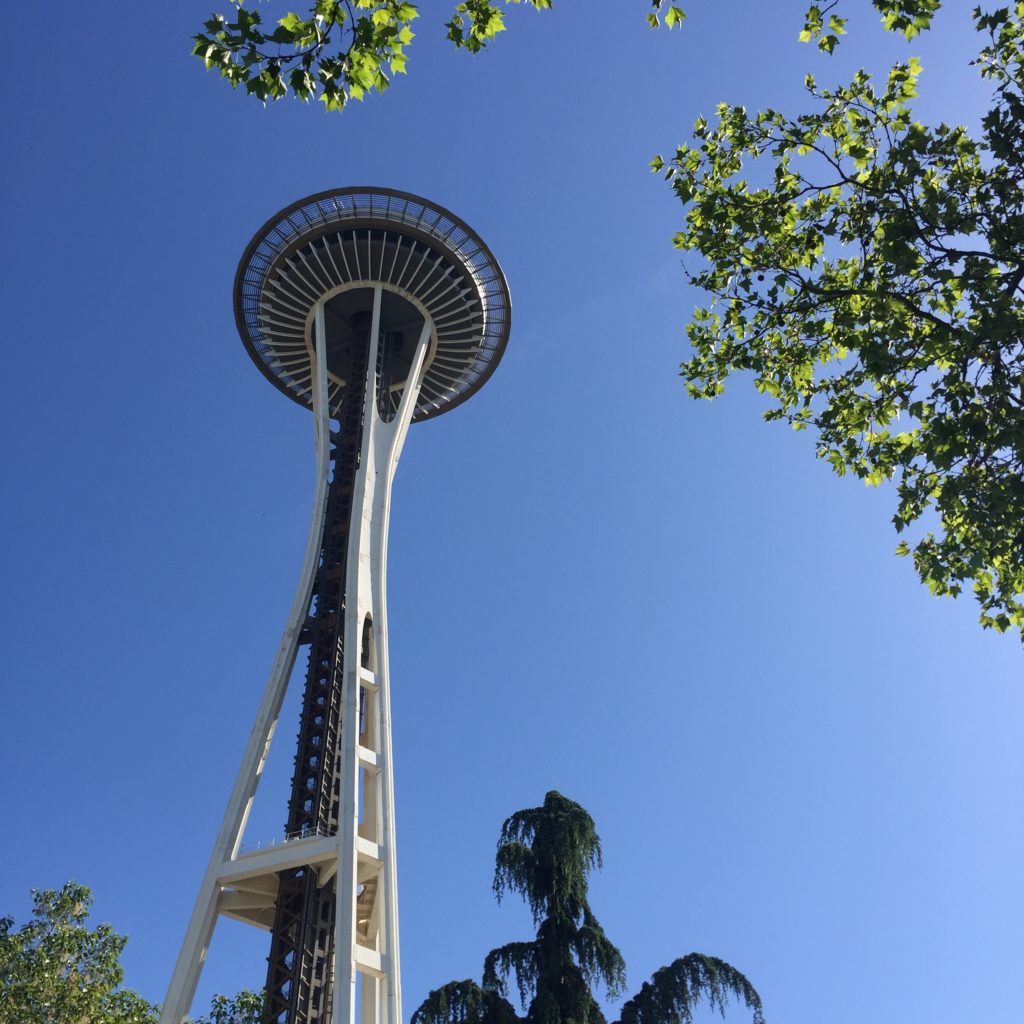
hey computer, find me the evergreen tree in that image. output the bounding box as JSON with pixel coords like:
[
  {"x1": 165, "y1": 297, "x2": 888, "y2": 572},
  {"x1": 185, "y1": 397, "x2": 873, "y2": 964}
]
[{"x1": 412, "y1": 793, "x2": 763, "y2": 1024}]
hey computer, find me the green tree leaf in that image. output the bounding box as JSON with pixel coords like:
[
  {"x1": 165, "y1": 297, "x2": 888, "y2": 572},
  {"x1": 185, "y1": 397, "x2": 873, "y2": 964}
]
[{"x1": 660, "y1": 7, "x2": 1024, "y2": 634}]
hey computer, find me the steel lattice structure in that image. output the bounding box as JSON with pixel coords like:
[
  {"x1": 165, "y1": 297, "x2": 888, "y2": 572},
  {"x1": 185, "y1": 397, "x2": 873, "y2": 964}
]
[{"x1": 161, "y1": 188, "x2": 510, "y2": 1024}]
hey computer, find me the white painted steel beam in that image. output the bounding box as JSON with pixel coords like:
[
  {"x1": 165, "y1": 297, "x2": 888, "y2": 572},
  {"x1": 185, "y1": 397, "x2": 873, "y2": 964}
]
[
  {"x1": 159, "y1": 301, "x2": 332, "y2": 1024},
  {"x1": 161, "y1": 292, "x2": 431, "y2": 1024}
]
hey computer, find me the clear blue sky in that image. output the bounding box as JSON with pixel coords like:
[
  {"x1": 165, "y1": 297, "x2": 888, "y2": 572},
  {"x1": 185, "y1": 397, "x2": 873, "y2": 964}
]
[{"x1": 1, "y1": 2, "x2": 1021, "y2": 1022}]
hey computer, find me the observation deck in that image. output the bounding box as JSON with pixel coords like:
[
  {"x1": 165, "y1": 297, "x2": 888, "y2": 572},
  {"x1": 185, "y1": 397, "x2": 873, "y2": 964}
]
[{"x1": 234, "y1": 186, "x2": 511, "y2": 421}]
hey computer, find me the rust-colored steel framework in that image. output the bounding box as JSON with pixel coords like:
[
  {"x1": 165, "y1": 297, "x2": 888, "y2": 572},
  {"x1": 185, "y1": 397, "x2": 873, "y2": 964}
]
[{"x1": 263, "y1": 337, "x2": 367, "y2": 1023}]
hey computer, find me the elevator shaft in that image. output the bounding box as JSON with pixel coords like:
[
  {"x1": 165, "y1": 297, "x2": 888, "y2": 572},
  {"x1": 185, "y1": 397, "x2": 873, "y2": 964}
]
[{"x1": 262, "y1": 329, "x2": 371, "y2": 1024}]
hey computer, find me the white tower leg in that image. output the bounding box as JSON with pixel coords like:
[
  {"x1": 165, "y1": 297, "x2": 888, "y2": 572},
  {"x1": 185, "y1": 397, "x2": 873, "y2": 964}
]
[
  {"x1": 332, "y1": 290, "x2": 430, "y2": 1024},
  {"x1": 160, "y1": 292, "x2": 430, "y2": 1024}
]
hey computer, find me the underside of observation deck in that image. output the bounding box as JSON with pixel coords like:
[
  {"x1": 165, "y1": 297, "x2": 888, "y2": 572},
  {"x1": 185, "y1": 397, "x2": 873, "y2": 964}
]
[{"x1": 234, "y1": 187, "x2": 511, "y2": 424}]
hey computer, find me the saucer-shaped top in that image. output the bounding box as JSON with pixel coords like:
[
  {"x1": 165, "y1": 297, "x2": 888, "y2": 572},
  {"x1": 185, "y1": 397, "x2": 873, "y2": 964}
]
[{"x1": 234, "y1": 187, "x2": 511, "y2": 421}]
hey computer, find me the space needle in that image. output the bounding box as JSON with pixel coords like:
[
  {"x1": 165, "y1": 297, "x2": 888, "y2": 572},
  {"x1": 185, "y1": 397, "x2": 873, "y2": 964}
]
[{"x1": 160, "y1": 187, "x2": 511, "y2": 1024}]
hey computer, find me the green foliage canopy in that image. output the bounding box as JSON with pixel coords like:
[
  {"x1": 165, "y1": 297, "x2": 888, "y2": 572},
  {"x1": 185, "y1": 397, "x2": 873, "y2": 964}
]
[
  {"x1": 189, "y1": 990, "x2": 265, "y2": 1024},
  {"x1": 191, "y1": 2, "x2": 685, "y2": 111},
  {"x1": 658, "y1": 4, "x2": 1024, "y2": 633},
  {"x1": 0, "y1": 881, "x2": 264, "y2": 1024},
  {"x1": 799, "y1": 0, "x2": 941, "y2": 54},
  {"x1": 0, "y1": 883, "x2": 155, "y2": 1024},
  {"x1": 412, "y1": 792, "x2": 764, "y2": 1024}
]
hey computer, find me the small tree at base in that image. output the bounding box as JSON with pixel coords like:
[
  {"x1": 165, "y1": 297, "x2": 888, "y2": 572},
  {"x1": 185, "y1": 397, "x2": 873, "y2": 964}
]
[
  {"x1": 0, "y1": 882, "x2": 265, "y2": 1024},
  {"x1": 0, "y1": 882, "x2": 156, "y2": 1024},
  {"x1": 189, "y1": 990, "x2": 265, "y2": 1024}
]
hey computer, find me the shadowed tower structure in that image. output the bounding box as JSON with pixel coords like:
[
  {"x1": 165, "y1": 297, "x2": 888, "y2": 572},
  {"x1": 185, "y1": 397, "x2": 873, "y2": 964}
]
[{"x1": 161, "y1": 187, "x2": 510, "y2": 1024}]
